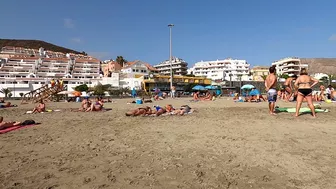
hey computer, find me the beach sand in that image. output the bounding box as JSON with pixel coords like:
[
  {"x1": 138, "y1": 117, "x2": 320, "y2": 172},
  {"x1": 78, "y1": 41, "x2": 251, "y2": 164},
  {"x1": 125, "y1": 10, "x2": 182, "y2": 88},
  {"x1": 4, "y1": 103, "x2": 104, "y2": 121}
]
[{"x1": 1, "y1": 98, "x2": 335, "y2": 189}]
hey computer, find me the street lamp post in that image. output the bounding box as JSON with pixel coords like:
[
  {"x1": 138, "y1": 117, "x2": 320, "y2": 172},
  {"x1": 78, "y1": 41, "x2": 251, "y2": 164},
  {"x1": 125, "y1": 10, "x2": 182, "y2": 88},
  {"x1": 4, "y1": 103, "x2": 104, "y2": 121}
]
[{"x1": 168, "y1": 24, "x2": 174, "y2": 97}]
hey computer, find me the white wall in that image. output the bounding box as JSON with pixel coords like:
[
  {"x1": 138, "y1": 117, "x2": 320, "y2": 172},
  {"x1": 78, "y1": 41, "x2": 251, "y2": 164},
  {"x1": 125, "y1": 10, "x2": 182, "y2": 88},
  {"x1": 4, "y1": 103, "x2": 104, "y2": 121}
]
[
  {"x1": 0, "y1": 83, "x2": 43, "y2": 98},
  {"x1": 0, "y1": 72, "x2": 144, "y2": 97},
  {"x1": 120, "y1": 78, "x2": 143, "y2": 90}
]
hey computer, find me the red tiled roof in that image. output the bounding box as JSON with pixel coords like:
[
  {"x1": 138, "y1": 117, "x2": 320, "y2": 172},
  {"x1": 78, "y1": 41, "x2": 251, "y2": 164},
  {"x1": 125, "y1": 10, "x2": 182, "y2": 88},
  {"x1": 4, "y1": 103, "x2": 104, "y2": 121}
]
[
  {"x1": 123, "y1": 61, "x2": 137, "y2": 68},
  {"x1": 122, "y1": 60, "x2": 158, "y2": 71},
  {"x1": 145, "y1": 63, "x2": 159, "y2": 71}
]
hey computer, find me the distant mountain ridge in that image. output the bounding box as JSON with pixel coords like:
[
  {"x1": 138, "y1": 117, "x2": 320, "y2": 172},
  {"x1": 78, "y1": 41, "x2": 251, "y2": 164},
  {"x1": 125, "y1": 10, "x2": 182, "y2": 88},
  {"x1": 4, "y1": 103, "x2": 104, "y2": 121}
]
[
  {"x1": 300, "y1": 58, "x2": 336, "y2": 74},
  {"x1": 0, "y1": 39, "x2": 83, "y2": 55}
]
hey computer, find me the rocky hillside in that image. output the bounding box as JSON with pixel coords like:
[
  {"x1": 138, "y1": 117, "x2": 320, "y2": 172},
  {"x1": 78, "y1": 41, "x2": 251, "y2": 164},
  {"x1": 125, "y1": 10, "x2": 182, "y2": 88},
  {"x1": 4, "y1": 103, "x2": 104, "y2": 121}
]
[
  {"x1": 0, "y1": 39, "x2": 84, "y2": 54},
  {"x1": 300, "y1": 58, "x2": 336, "y2": 74}
]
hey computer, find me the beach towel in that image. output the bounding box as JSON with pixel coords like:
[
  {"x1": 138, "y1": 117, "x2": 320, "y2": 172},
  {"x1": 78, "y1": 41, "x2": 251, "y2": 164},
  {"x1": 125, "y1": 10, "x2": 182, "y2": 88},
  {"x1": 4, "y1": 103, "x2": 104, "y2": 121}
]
[
  {"x1": 0, "y1": 124, "x2": 37, "y2": 134},
  {"x1": 276, "y1": 107, "x2": 329, "y2": 113}
]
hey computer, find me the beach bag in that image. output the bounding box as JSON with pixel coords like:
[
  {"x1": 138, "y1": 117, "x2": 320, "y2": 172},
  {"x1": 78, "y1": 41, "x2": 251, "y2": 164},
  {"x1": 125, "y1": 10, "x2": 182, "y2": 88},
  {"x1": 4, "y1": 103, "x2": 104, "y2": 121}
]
[{"x1": 21, "y1": 120, "x2": 36, "y2": 126}]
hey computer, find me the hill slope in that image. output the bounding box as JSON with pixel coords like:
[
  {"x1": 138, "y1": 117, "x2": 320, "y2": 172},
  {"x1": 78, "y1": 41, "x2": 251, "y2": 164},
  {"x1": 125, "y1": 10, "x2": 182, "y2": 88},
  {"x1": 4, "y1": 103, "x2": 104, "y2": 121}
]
[
  {"x1": 0, "y1": 39, "x2": 83, "y2": 54},
  {"x1": 300, "y1": 58, "x2": 336, "y2": 74}
]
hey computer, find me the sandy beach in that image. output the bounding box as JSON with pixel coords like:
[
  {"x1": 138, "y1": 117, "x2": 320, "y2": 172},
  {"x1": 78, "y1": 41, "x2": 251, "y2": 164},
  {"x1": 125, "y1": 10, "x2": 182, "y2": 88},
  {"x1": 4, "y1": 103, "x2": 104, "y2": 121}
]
[{"x1": 1, "y1": 98, "x2": 336, "y2": 189}]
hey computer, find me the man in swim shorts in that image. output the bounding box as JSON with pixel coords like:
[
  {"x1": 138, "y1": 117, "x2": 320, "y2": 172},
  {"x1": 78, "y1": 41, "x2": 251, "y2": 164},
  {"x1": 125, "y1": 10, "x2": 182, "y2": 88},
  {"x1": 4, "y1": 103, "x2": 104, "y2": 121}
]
[{"x1": 265, "y1": 66, "x2": 278, "y2": 115}]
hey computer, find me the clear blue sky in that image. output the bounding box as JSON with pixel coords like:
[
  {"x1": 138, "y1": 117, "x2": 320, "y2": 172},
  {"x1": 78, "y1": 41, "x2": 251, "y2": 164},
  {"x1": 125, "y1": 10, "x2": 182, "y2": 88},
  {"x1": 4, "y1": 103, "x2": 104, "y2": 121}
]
[{"x1": 1, "y1": 0, "x2": 336, "y2": 67}]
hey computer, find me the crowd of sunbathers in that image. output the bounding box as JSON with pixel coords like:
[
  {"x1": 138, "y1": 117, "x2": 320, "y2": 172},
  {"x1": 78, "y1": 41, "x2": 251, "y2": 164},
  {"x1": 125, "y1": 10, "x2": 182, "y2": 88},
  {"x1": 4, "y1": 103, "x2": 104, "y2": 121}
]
[
  {"x1": 231, "y1": 75, "x2": 336, "y2": 104},
  {"x1": 126, "y1": 104, "x2": 194, "y2": 117}
]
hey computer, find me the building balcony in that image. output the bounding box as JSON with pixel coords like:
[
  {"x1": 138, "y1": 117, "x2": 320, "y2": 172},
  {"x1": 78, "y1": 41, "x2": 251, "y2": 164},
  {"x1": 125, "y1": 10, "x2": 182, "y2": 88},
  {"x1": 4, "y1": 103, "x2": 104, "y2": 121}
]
[
  {"x1": 7, "y1": 60, "x2": 36, "y2": 65},
  {"x1": 39, "y1": 67, "x2": 67, "y2": 71},
  {"x1": 155, "y1": 61, "x2": 187, "y2": 67},
  {"x1": 281, "y1": 64, "x2": 300, "y2": 68},
  {"x1": 36, "y1": 72, "x2": 67, "y2": 77},
  {"x1": 6, "y1": 63, "x2": 34, "y2": 67},
  {"x1": 73, "y1": 66, "x2": 99, "y2": 70},
  {"x1": 72, "y1": 73, "x2": 100, "y2": 77}
]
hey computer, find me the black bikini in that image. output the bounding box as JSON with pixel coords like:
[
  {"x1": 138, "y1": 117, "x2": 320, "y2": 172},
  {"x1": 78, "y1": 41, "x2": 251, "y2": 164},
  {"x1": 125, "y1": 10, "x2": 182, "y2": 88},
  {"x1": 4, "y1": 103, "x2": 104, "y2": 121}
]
[
  {"x1": 298, "y1": 89, "x2": 312, "y2": 96},
  {"x1": 298, "y1": 82, "x2": 312, "y2": 96}
]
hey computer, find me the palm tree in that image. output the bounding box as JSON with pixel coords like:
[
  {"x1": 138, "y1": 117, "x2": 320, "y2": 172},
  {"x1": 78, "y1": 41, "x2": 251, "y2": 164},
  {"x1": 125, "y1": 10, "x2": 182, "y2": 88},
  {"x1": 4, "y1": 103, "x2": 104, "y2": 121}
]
[
  {"x1": 261, "y1": 75, "x2": 268, "y2": 81},
  {"x1": 0, "y1": 88, "x2": 11, "y2": 98},
  {"x1": 116, "y1": 56, "x2": 127, "y2": 67},
  {"x1": 327, "y1": 74, "x2": 335, "y2": 85},
  {"x1": 229, "y1": 74, "x2": 233, "y2": 87},
  {"x1": 320, "y1": 76, "x2": 329, "y2": 84}
]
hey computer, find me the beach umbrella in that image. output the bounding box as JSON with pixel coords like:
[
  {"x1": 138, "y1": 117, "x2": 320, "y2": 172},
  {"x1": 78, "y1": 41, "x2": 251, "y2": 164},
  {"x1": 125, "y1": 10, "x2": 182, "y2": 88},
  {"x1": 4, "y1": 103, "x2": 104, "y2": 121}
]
[
  {"x1": 57, "y1": 91, "x2": 73, "y2": 95},
  {"x1": 241, "y1": 84, "x2": 255, "y2": 90},
  {"x1": 205, "y1": 85, "x2": 217, "y2": 90},
  {"x1": 192, "y1": 85, "x2": 206, "y2": 91}
]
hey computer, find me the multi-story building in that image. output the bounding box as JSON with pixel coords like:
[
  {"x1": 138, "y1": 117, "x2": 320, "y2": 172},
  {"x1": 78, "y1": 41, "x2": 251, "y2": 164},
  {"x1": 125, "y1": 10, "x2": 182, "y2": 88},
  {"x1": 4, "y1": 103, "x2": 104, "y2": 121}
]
[
  {"x1": 250, "y1": 66, "x2": 269, "y2": 81},
  {"x1": 272, "y1": 57, "x2": 308, "y2": 76},
  {"x1": 72, "y1": 59, "x2": 101, "y2": 79},
  {"x1": 0, "y1": 57, "x2": 39, "y2": 79},
  {"x1": 154, "y1": 57, "x2": 188, "y2": 76},
  {"x1": 188, "y1": 58, "x2": 251, "y2": 81},
  {"x1": 37, "y1": 58, "x2": 72, "y2": 78}
]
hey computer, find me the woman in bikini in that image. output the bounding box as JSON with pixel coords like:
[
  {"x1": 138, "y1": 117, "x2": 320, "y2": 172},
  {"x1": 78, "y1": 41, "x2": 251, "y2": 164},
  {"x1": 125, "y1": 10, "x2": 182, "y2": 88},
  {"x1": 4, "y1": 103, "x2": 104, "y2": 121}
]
[
  {"x1": 294, "y1": 68, "x2": 319, "y2": 117},
  {"x1": 125, "y1": 106, "x2": 152, "y2": 116},
  {"x1": 172, "y1": 105, "x2": 193, "y2": 116},
  {"x1": 283, "y1": 75, "x2": 297, "y2": 101},
  {"x1": 86, "y1": 97, "x2": 104, "y2": 112},
  {"x1": 32, "y1": 100, "x2": 46, "y2": 113},
  {"x1": 0, "y1": 117, "x2": 36, "y2": 130}
]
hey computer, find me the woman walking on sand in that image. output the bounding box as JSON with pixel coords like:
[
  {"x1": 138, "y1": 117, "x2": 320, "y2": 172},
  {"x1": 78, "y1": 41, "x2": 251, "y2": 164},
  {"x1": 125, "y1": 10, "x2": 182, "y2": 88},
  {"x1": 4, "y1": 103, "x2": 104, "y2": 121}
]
[{"x1": 294, "y1": 68, "x2": 319, "y2": 117}]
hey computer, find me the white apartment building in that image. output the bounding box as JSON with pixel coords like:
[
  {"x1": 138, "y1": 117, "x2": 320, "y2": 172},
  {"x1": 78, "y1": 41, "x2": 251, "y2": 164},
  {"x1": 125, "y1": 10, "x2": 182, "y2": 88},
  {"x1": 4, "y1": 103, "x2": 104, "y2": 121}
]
[
  {"x1": 188, "y1": 58, "x2": 251, "y2": 81},
  {"x1": 72, "y1": 59, "x2": 101, "y2": 79},
  {"x1": 154, "y1": 57, "x2": 188, "y2": 76},
  {"x1": 272, "y1": 57, "x2": 308, "y2": 76},
  {"x1": 0, "y1": 46, "x2": 157, "y2": 97}
]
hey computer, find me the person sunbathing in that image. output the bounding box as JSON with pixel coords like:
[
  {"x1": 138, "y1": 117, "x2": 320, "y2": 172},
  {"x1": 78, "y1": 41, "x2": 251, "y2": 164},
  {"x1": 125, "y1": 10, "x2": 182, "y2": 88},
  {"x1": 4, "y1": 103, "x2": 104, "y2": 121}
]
[
  {"x1": 86, "y1": 97, "x2": 104, "y2": 112},
  {"x1": 172, "y1": 105, "x2": 193, "y2": 116},
  {"x1": 80, "y1": 97, "x2": 91, "y2": 111},
  {"x1": 0, "y1": 102, "x2": 13, "y2": 108},
  {"x1": 0, "y1": 117, "x2": 36, "y2": 130},
  {"x1": 318, "y1": 85, "x2": 327, "y2": 101},
  {"x1": 193, "y1": 91, "x2": 200, "y2": 101},
  {"x1": 201, "y1": 91, "x2": 212, "y2": 101},
  {"x1": 32, "y1": 100, "x2": 45, "y2": 113},
  {"x1": 151, "y1": 105, "x2": 167, "y2": 116},
  {"x1": 125, "y1": 106, "x2": 152, "y2": 116},
  {"x1": 0, "y1": 98, "x2": 4, "y2": 103},
  {"x1": 331, "y1": 90, "x2": 336, "y2": 101}
]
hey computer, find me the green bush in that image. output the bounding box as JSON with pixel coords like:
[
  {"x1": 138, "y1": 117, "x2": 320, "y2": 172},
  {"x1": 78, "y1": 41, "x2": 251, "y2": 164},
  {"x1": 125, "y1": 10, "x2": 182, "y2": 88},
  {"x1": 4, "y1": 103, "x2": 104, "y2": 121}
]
[
  {"x1": 74, "y1": 84, "x2": 89, "y2": 92},
  {"x1": 93, "y1": 84, "x2": 110, "y2": 96}
]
